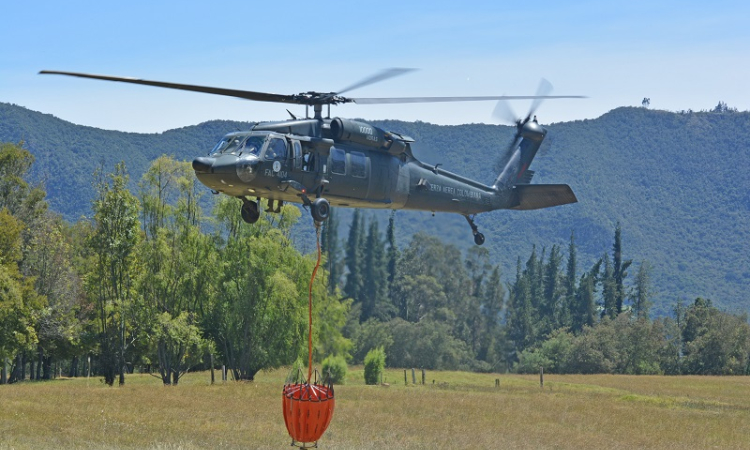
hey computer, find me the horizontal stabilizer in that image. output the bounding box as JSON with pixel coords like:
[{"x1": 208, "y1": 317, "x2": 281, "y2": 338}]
[{"x1": 510, "y1": 184, "x2": 577, "y2": 210}]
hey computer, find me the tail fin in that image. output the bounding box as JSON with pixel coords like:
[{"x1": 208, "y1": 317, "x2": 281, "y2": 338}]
[
  {"x1": 493, "y1": 122, "x2": 546, "y2": 188},
  {"x1": 510, "y1": 184, "x2": 577, "y2": 210}
]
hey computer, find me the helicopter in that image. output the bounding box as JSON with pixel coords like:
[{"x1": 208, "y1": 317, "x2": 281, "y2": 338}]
[{"x1": 40, "y1": 69, "x2": 583, "y2": 245}]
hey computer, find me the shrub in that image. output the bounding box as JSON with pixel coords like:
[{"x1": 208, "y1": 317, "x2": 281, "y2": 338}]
[
  {"x1": 386, "y1": 319, "x2": 472, "y2": 370},
  {"x1": 321, "y1": 355, "x2": 348, "y2": 385},
  {"x1": 364, "y1": 347, "x2": 386, "y2": 385},
  {"x1": 515, "y1": 349, "x2": 553, "y2": 374}
]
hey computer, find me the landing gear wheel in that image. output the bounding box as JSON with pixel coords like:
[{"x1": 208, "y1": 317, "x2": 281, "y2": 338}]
[
  {"x1": 464, "y1": 214, "x2": 485, "y2": 245},
  {"x1": 311, "y1": 198, "x2": 330, "y2": 223},
  {"x1": 241, "y1": 200, "x2": 260, "y2": 224}
]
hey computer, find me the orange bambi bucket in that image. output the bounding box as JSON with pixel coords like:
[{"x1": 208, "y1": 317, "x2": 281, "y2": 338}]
[
  {"x1": 282, "y1": 371, "x2": 335, "y2": 448},
  {"x1": 282, "y1": 222, "x2": 335, "y2": 448}
]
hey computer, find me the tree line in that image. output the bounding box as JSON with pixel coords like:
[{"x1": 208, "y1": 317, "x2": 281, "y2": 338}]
[
  {"x1": 0, "y1": 143, "x2": 347, "y2": 385},
  {"x1": 4, "y1": 101, "x2": 750, "y2": 313},
  {"x1": 1, "y1": 140, "x2": 749, "y2": 386},
  {"x1": 326, "y1": 204, "x2": 750, "y2": 376}
]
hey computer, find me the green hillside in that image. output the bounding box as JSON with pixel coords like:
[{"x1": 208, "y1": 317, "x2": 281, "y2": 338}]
[
  {"x1": 1, "y1": 102, "x2": 748, "y2": 314},
  {"x1": 0, "y1": 102, "x2": 251, "y2": 220}
]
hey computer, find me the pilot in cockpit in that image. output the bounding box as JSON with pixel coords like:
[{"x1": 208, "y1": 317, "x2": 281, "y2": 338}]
[{"x1": 241, "y1": 135, "x2": 265, "y2": 156}]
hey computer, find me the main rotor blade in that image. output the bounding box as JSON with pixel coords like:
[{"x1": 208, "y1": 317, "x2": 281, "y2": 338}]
[
  {"x1": 41, "y1": 70, "x2": 587, "y2": 108},
  {"x1": 527, "y1": 78, "x2": 554, "y2": 120},
  {"x1": 39, "y1": 70, "x2": 300, "y2": 104},
  {"x1": 337, "y1": 68, "x2": 417, "y2": 95},
  {"x1": 352, "y1": 95, "x2": 585, "y2": 104},
  {"x1": 492, "y1": 99, "x2": 519, "y2": 125}
]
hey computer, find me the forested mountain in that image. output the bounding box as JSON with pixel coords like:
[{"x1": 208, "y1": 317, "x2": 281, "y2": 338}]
[
  {"x1": 0, "y1": 102, "x2": 248, "y2": 220},
  {"x1": 1, "y1": 101, "x2": 748, "y2": 314}
]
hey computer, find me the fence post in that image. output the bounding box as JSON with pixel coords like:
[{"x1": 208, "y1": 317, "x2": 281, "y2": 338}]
[
  {"x1": 404, "y1": 369, "x2": 407, "y2": 386},
  {"x1": 411, "y1": 368, "x2": 416, "y2": 385},
  {"x1": 421, "y1": 369, "x2": 425, "y2": 385},
  {"x1": 210, "y1": 354, "x2": 215, "y2": 385},
  {"x1": 540, "y1": 366, "x2": 544, "y2": 388},
  {"x1": 222, "y1": 365, "x2": 227, "y2": 382}
]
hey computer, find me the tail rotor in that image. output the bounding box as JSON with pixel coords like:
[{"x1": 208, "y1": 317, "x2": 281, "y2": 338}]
[{"x1": 492, "y1": 78, "x2": 553, "y2": 171}]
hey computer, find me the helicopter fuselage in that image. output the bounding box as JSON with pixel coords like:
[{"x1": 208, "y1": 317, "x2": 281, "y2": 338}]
[{"x1": 192, "y1": 118, "x2": 513, "y2": 217}]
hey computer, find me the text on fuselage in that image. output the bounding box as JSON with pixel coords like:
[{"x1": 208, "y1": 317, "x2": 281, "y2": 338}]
[
  {"x1": 264, "y1": 169, "x2": 288, "y2": 178},
  {"x1": 359, "y1": 126, "x2": 379, "y2": 143},
  {"x1": 429, "y1": 183, "x2": 482, "y2": 200}
]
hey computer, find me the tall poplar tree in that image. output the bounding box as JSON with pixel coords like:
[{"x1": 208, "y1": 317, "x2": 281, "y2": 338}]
[
  {"x1": 321, "y1": 207, "x2": 341, "y2": 293},
  {"x1": 541, "y1": 245, "x2": 563, "y2": 334},
  {"x1": 572, "y1": 272, "x2": 596, "y2": 333},
  {"x1": 601, "y1": 253, "x2": 617, "y2": 319},
  {"x1": 344, "y1": 209, "x2": 364, "y2": 304},
  {"x1": 361, "y1": 217, "x2": 388, "y2": 321},
  {"x1": 88, "y1": 162, "x2": 141, "y2": 386},
  {"x1": 385, "y1": 210, "x2": 399, "y2": 295},
  {"x1": 612, "y1": 223, "x2": 632, "y2": 314},
  {"x1": 478, "y1": 265, "x2": 505, "y2": 365},
  {"x1": 525, "y1": 246, "x2": 541, "y2": 311},
  {"x1": 631, "y1": 261, "x2": 652, "y2": 320},
  {"x1": 563, "y1": 231, "x2": 577, "y2": 328},
  {"x1": 507, "y1": 258, "x2": 535, "y2": 355},
  {"x1": 137, "y1": 156, "x2": 209, "y2": 385}
]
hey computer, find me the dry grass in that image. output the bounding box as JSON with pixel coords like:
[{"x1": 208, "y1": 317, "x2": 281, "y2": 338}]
[{"x1": 1, "y1": 369, "x2": 749, "y2": 449}]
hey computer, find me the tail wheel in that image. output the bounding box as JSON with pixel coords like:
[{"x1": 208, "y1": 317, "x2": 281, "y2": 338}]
[
  {"x1": 311, "y1": 198, "x2": 330, "y2": 222},
  {"x1": 464, "y1": 215, "x2": 485, "y2": 246}
]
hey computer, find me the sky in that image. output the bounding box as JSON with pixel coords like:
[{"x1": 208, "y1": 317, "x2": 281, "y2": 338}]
[{"x1": 2, "y1": 0, "x2": 749, "y2": 133}]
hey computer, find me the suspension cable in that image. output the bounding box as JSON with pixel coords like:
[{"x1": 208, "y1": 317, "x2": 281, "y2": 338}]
[{"x1": 307, "y1": 222, "x2": 322, "y2": 382}]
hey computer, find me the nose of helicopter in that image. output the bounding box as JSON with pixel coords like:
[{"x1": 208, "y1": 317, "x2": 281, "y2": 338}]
[{"x1": 192, "y1": 156, "x2": 213, "y2": 173}]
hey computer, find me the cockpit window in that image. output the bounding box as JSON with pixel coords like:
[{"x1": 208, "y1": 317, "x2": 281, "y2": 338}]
[
  {"x1": 240, "y1": 136, "x2": 265, "y2": 156},
  {"x1": 210, "y1": 135, "x2": 266, "y2": 156},
  {"x1": 264, "y1": 138, "x2": 288, "y2": 160},
  {"x1": 210, "y1": 136, "x2": 243, "y2": 156}
]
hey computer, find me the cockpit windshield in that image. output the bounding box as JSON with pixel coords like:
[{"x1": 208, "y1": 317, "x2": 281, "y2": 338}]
[
  {"x1": 209, "y1": 134, "x2": 266, "y2": 156},
  {"x1": 210, "y1": 136, "x2": 241, "y2": 156},
  {"x1": 240, "y1": 136, "x2": 265, "y2": 156}
]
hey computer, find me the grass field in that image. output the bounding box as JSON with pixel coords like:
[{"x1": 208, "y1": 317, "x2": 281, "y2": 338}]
[{"x1": 1, "y1": 368, "x2": 749, "y2": 449}]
